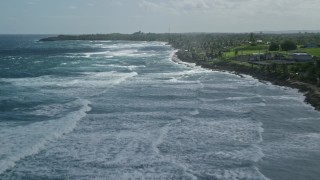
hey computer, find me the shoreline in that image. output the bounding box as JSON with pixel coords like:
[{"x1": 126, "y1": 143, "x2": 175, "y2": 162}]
[{"x1": 173, "y1": 51, "x2": 320, "y2": 111}]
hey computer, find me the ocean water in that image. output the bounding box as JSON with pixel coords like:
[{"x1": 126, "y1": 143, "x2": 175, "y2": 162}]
[{"x1": 0, "y1": 35, "x2": 320, "y2": 180}]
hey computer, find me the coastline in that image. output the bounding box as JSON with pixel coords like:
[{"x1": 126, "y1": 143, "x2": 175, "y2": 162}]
[
  {"x1": 37, "y1": 33, "x2": 320, "y2": 111},
  {"x1": 173, "y1": 50, "x2": 320, "y2": 111}
]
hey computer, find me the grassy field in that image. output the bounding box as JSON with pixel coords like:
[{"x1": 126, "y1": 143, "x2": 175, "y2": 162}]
[
  {"x1": 226, "y1": 45, "x2": 320, "y2": 58},
  {"x1": 233, "y1": 45, "x2": 269, "y2": 51},
  {"x1": 225, "y1": 45, "x2": 269, "y2": 58},
  {"x1": 225, "y1": 50, "x2": 264, "y2": 58},
  {"x1": 299, "y1": 48, "x2": 320, "y2": 57}
]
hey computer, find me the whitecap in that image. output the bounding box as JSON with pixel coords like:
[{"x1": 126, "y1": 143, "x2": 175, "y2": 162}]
[{"x1": 0, "y1": 99, "x2": 91, "y2": 175}]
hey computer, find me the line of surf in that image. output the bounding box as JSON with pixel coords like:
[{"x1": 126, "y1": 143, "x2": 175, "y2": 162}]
[{"x1": 0, "y1": 99, "x2": 91, "y2": 175}]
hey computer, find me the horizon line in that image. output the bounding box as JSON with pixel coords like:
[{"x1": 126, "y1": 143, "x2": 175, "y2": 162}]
[{"x1": 1, "y1": 29, "x2": 320, "y2": 35}]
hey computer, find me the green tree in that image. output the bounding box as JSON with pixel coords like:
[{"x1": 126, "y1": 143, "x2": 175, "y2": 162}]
[
  {"x1": 249, "y1": 33, "x2": 256, "y2": 46},
  {"x1": 249, "y1": 33, "x2": 255, "y2": 42},
  {"x1": 281, "y1": 40, "x2": 297, "y2": 51},
  {"x1": 269, "y1": 42, "x2": 280, "y2": 51},
  {"x1": 235, "y1": 49, "x2": 239, "y2": 56},
  {"x1": 315, "y1": 59, "x2": 320, "y2": 85}
]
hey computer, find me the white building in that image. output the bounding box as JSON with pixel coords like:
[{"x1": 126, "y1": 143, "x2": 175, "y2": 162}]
[
  {"x1": 248, "y1": 53, "x2": 272, "y2": 61},
  {"x1": 249, "y1": 53, "x2": 264, "y2": 61},
  {"x1": 291, "y1": 53, "x2": 313, "y2": 62}
]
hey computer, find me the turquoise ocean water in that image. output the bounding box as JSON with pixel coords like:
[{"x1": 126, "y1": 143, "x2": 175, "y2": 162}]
[{"x1": 0, "y1": 35, "x2": 320, "y2": 179}]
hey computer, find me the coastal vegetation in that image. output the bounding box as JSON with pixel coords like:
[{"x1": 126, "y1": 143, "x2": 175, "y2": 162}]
[
  {"x1": 281, "y1": 40, "x2": 298, "y2": 51},
  {"x1": 269, "y1": 42, "x2": 280, "y2": 51}
]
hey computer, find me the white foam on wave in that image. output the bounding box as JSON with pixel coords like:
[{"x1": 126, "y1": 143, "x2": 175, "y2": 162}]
[
  {"x1": 213, "y1": 145, "x2": 264, "y2": 163},
  {"x1": 189, "y1": 109, "x2": 200, "y2": 116},
  {"x1": 92, "y1": 64, "x2": 146, "y2": 71},
  {"x1": 91, "y1": 40, "x2": 111, "y2": 43},
  {"x1": 226, "y1": 96, "x2": 258, "y2": 101},
  {"x1": 170, "y1": 51, "x2": 213, "y2": 74},
  {"x1": 171, "y1": 51, "x2": 195, "y2": 68},
  {"x1": 150, "y1": 69, "x2": 207, "y2": 80},
  {"x1": 261, "y1": 93, "x2": 312, "y2": 109},
  {"x1": 30, "y1": 103, "x2": 68, "y2": 117},
  {"x1": 83, "y1": 71, "x2": 138, "y2": 86},
  {"x1": 199, "y1": 102, "x2": 264, "y2": 113},
  {"x1": 211, "y1": 167, "x2": 270, "y2": 180},
  {"x1": 166, "y1": 78, "x2": 204, "y2": 89},
  {"x1": 1, "y1": 71, "x2": 138, "y2": 89},
  {"x1": 149, "y1": 119, "x2": 197, "y2": 179},
  {"x1": 199, "y1": 97, "x2": 267, "y2": 109},
  {"x1": 294, "y1": 117, "x2": 320, "y2": 121},
  {"x1": 154, "y1": 116, "x2": 266, "y2": 179},
  {"x1": 184, "y1": 117, "x2": 265, "y2": 144},
  {"x1": 105, "y1": 41, "x2": 167, "y2": 50},
  {"x1": 78, "y1": 49, "x2": 155, "y2": 58},
  {"x1": 1, "y1": 71, "x2": 138, "y2": 98},
  {"x1": 152, "y1": 119, "x2": 181, "y2": 155},
  {"x1": 207, "y1": 83, "x2": 239, "y2": 90},
  {"x1": 109, "y1": 49, "x2": 138, "y2": 57},
  {"x1": 82, "y1": 51, "x2": 110, "y2": 58},
  {"x1": 265, "y1": 94, "x2": 304, "y2": 101},
  {"x1": 272, "y1": 132, "x2": 320, "y2": 154},
  {"x1": 0, "y1": 99, "x2": 91, "y2": 175}
]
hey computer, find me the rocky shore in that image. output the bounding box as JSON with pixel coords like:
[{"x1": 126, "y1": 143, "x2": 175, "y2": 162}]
[{"x1": 174, "y1": 50, "x2": 320, "y2": 111}]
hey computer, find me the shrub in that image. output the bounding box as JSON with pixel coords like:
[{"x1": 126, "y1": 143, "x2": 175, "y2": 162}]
[
  {"x1": 269, "y1": 42, "x2": 280, "y2": 51},
  {"x1": 281, "y1": 40, "x2": 297, "y2": 51}
]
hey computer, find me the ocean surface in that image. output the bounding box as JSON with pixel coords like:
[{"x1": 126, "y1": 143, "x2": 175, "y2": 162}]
[{"x1": 0, "y1": 35, "x2": 320, "y2": 180}]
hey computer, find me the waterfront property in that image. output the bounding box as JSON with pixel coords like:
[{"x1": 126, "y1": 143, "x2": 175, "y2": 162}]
[
  {"x1": 291, "y1": 53, "x2": 313, "y2": 62},
  {"x1": 249, "y1": 53, "x2": 273, "y2": 61}
]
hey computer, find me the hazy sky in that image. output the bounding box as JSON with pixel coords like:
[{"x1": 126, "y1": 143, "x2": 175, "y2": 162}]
[{"x1": 1, "y1": 0, "x2": 319, "y2": 34}]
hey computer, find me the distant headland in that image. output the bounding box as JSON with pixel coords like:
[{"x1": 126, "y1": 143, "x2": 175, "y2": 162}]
[{"x1": 39, "y1": 32, "x2": 170, "y2": 42}]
